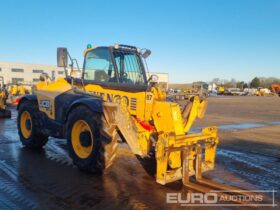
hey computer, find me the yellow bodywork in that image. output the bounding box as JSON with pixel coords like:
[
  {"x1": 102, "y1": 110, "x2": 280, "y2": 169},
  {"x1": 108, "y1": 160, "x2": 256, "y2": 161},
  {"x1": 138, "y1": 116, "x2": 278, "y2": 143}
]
[
  {"x1": 218, "y1": 86, "x2": 225, "y2": 94},
  {"x1": 0, "y1": 76, "x2": 10, "y2": 116},
  {"x1": 10, "y1": 85, "x2": 30, "y2": 96},
  {"x1": 34, "y1": 78, "x2": 72, "y2": 119},
  {"x1": 0, "y1": 88, "x2": 8, "y2": 110},
  {"x1": 0, "y1": 91, "x2": 6, "y2": 110},
  {"x1": 35, "y1": 77, "x2": 218, "y2": 185},
  {"x1": 0, "y1": 85, "x2": 11, "y2": 118}
]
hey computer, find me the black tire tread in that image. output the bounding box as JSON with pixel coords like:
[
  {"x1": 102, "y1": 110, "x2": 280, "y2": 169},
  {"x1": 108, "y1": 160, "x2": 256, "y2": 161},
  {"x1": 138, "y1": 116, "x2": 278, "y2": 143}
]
[
  {"x1": 17, "y1": 100, "x2": 48, "y2": 148},
  {"x1": 66, "y1": 105, "x2": 118, "y2": 173}
]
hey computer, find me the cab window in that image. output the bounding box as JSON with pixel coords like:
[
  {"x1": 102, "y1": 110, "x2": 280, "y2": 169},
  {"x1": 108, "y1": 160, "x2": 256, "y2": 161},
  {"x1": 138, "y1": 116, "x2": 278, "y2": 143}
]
[
  {"x1": 113, "y1": 51, "x2": 145, "y2": 85},
  {"x1": 84, "y1": 48, "x2": 116, "y2": 82}
]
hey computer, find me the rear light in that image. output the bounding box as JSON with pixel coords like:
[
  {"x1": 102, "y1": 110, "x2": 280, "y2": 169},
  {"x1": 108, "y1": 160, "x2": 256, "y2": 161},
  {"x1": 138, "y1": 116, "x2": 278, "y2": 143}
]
[
  {"x1": 14, "y1": 97, "x2": 22, "y2": 105},
  {"x1": 136, "y1": 119, "x2": 155, "y2": 132}
]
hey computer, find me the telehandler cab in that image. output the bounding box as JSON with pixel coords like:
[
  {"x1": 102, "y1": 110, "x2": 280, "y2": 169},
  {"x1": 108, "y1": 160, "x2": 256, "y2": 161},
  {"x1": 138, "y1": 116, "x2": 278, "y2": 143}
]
[{"x1": 17, "y1": 44, "x2": 253, "y2": 198}]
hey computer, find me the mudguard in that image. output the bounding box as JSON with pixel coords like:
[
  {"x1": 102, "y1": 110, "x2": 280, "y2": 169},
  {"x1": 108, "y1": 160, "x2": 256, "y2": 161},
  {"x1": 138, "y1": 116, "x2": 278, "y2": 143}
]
[
  {"x1": 67, "y1": 97, "x2": 103, "y2": 118},
  {"x1": 17, "y1": 94, "x2": 37, "y2": 110}
]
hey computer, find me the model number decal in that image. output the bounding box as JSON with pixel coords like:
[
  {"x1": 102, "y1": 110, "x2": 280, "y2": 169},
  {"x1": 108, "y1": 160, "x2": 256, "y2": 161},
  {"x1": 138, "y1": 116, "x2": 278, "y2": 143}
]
[
  {"x1": 146, "y1": 94, "x2": 152, "y2": 100},
  {"x1": 88, "y1": 91, "x2": 137, "y2": 110}
]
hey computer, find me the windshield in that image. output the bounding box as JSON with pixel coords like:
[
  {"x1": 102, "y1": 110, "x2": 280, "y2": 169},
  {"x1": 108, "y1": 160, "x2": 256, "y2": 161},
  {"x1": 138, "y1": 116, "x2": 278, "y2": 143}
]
[
  {"x1": 83, "y1": 47, "x2": 147, "y2": 85},
  {"x1": 113, "y1": 50, "x2": 146, "y2": 85},
  {"x1": 84, "y1": 47, "x2": 116, "y2": 82}
]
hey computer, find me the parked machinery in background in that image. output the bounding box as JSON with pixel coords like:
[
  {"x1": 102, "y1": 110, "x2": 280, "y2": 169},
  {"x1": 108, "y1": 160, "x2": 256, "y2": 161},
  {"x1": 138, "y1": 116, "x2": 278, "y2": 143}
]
[
  {"x1": 169, "y1": 82, "x2": 209, "y2": 101},
  {"x1": 254, "y1": 87, "x2": 272, "y2": 96},
  {"x1": 271, "y1": 84, "x2": 280, "y2": 96},
  {"x1": 217, "y1": 86, "x2": 225, "y2": 95},
  {"x1": 7, "y1": 83, "x2": 32, "y2": 105},
  {"x1": 0, "y1": 76, "x2": 11, "y2": 118}
]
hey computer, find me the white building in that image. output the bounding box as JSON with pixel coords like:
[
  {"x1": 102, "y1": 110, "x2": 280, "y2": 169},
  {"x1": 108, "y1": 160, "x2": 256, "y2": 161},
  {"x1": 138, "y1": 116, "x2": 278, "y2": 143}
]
[
  {"x1": 0, "y1": 62, "x2": 169, "y2": 91},
  {"x1": 0, "y1": 61, "x2": 65, "y2": 84}
]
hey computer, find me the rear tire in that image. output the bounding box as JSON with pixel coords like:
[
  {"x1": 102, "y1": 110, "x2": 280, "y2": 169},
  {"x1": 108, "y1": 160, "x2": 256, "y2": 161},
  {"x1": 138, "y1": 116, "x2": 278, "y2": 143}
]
[
  {"x1": 66, "y1": 106, "x2": 118, "y2": 173},
  {"x1": 17, "y1": 100, "x2": 48, "y2": 148}
]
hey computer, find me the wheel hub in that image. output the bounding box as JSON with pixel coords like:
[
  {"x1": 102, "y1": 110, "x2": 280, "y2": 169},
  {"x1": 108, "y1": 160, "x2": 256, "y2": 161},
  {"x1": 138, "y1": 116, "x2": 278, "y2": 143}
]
[
  {"x1": 72, "y1": 120, "x2": 94, "y2": 159},
  {"x1": 20, "y1": 111, "x2": 32, "y2": 139},
  {"x1": 25, "y1": 119, "x2": 31, "y2": 130},
  {"x1": 80, "y1": 131, "x2": 92, "y2": 147}
]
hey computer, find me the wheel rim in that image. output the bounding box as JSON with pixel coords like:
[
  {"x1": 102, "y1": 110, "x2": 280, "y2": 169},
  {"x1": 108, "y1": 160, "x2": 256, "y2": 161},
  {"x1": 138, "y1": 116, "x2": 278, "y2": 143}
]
[
  {"x1": 20, "y1": 111, "x2": 32, "y2": 139},
  {"x1": 71, "y1": 120, "x2": 94, "y2": 159}
]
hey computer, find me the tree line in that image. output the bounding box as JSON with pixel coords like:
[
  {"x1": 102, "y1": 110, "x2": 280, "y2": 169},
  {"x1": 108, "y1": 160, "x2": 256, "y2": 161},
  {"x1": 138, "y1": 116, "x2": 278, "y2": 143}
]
[{"x1": 210, "y1": 77, "x2": 280, "y2": 89}]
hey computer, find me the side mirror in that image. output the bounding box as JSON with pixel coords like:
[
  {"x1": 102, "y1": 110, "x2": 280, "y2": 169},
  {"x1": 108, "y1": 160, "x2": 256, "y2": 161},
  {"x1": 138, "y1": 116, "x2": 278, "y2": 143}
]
[
  {"x1": 142, "y1": 49, "x2": 151, "y2": 58},
  {"x1": 148, "y1": 74, "x2": 159, "y2": 83},
  {"x1": 57, "y1": 48, "x2": 68, "y2": 67}
]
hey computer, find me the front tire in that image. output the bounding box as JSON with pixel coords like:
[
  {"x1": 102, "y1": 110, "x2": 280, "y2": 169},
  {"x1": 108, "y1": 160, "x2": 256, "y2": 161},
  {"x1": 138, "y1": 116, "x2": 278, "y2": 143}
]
[
  {"x1": 66, "y1": 106, "x2": 118, "y2": 173},
  {"x1": 17, "y1": 100, "x2": 48, "y2": 148}
]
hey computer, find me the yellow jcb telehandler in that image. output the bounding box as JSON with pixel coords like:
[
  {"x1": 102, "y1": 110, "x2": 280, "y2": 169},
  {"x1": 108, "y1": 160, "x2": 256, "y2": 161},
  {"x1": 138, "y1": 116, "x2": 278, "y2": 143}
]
[{"x1": 16, "y1": 44, "x2": 253, "y2": 198}]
